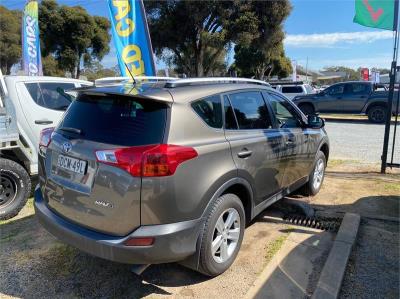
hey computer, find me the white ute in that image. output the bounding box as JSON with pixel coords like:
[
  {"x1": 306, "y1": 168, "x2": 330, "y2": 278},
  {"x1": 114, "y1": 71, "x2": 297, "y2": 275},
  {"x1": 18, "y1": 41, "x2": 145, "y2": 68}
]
[{"x1": 0, "y1": 71, "x2": 91, "y2": 220}]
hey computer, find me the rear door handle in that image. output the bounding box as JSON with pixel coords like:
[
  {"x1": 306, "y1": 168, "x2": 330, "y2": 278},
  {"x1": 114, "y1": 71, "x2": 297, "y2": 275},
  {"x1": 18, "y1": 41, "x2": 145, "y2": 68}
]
[
  {"x1": 35, "y1": 120, "x2": 53, "y2": 125},
  {"x1": 237, "y1": 149, "x2": 253, "y2": 158}
]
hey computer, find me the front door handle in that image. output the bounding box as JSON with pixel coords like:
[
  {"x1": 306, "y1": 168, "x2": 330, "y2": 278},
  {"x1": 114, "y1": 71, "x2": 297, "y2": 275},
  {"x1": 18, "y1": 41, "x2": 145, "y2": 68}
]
[
  {"x1": 35, "y1": 120, "x2": 53, "y2": 125},
  {"x1": 237, "y1": 149, "x2": 253, "y2": 158}
]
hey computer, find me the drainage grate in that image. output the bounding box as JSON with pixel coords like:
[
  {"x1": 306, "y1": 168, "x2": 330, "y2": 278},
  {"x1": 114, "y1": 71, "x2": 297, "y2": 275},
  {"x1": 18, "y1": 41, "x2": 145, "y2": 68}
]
[{"x1": 283, "y1": 214, "x2": 341, "y2": 231}]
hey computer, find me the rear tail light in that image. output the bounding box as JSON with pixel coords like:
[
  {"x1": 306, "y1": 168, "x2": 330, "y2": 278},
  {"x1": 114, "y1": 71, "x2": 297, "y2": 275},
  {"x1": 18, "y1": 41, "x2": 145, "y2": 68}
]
[
  {"x1": 95, "y1": 144, "x2": 198, "y2": 177},
  {"x1": 39, "y1": 127, "x2": 55, "y2": 148}
]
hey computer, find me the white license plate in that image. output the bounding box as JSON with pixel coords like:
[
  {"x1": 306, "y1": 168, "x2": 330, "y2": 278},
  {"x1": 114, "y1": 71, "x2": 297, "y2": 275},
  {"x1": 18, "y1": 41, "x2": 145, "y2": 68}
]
[{"x1": 57, "y1": 154, "x2": 87, "y2": 174}]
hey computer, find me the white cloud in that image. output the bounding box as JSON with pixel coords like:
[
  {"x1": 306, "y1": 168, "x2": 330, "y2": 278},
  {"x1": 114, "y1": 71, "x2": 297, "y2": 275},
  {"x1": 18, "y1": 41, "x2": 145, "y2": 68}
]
[{"x1": 285, "y1": 31, "x2": 394, "y2": 47}]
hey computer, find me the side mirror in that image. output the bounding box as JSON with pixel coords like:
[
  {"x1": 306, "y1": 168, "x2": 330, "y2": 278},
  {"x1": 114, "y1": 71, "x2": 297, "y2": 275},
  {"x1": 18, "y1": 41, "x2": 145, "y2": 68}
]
[{"x1": 307, "y1": 114, "x2": 325, "y2": 129}]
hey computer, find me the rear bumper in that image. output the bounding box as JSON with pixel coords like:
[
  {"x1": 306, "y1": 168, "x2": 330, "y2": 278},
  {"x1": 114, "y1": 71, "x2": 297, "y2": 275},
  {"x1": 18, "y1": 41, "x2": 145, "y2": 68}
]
[{"x1": 34, "y1": 188, "x2": 202, "y2": 264}]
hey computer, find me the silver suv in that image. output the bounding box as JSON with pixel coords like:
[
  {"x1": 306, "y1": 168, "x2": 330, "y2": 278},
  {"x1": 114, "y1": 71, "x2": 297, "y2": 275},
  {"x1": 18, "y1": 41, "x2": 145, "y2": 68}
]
[{"x1": 34, "y1": 77, "x2": 329, "y2": 276}]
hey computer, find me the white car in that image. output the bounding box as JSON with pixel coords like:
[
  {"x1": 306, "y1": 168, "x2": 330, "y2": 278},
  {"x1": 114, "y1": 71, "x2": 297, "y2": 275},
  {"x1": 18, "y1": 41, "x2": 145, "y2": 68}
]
[
  {"x1": 275, "y1": 83, "x2": 315, "y2": 99},
  {"x1": 0, "y1": 74, "x2": 92, "y2": 220}
]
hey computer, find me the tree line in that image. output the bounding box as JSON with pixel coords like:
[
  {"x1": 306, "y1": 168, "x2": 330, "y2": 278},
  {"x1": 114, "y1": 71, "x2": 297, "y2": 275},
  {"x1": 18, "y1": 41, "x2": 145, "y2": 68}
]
[{"x1": 0, "y1": 0, "x2": 293, "y2": 80}]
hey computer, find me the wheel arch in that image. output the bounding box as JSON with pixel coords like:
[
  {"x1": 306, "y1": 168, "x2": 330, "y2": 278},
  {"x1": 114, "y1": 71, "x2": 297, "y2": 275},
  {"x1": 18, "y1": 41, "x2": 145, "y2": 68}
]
[
  {"x1": 319, "y1": 142, "x2": 330, "y2": 162},
  {"x1": 365, "y1": 101, "x2": 387, "y2": 114}
]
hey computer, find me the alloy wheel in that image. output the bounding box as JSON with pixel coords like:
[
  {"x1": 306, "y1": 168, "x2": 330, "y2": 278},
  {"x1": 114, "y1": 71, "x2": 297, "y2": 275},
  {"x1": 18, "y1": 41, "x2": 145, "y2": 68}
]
[
  {"x1": 211, "y1": 208, "x2": 241, "y2": 264},
  {"x1": 313, "y1": 158, "x2": 325, "y2": 190}
]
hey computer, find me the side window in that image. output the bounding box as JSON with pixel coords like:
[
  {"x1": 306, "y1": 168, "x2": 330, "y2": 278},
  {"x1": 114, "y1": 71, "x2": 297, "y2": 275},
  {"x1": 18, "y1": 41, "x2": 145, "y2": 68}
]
[
  {"x1": 224, "y1": 96, "x2": 238, "y2": 129},
  {"x1": 325, "y1": 84, "x2": 344, "y2": 96},
  {"x1": 191, "y1": 95, "x2": 223, "y2": 128},
  {"x1": 267, "y1": 92, "x2": 302, "y2": 128},
  {"x1": 25, "y1": 82, "x2": 76, "y2": 111},
  {"x1": 228, "y1": 91, "x2": 273, "y2": 130},
  {"x1": 351, "y1": 83, "x2": 369, "y2": 94}
]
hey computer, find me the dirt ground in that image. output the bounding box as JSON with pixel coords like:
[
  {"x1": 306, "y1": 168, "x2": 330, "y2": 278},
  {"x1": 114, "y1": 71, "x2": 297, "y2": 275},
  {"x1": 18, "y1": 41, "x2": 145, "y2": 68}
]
[{"x1": 0, "y1": 160, "x2": 399, "y2": 299}]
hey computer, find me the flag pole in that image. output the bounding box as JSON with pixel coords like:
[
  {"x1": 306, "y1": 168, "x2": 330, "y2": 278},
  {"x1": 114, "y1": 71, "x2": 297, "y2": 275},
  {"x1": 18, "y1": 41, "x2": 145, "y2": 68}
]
[{"x1": 381, "y1": 0, "x2": 399, "y2": 173}]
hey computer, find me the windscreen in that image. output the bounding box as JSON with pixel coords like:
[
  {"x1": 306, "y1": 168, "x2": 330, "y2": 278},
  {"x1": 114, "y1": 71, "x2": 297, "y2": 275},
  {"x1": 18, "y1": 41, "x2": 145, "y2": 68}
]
[{"x1": 58, "y1": 94, "x2": 167, "y2": 146}]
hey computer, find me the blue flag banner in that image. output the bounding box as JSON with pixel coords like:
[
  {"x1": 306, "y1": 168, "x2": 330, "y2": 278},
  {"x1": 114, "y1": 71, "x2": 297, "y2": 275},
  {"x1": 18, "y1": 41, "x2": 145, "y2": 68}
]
[
  {"x1": 107, "y1": 0, "x2": 156, "y2": 77},
  {"x1": 22, "y1": 0, "x2": 43, "y2": 76}
]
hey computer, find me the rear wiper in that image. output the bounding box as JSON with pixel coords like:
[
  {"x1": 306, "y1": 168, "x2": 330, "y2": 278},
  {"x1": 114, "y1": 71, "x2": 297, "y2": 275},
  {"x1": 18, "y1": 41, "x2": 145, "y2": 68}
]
[{"x1": 59, "y1": 127, "x2": 82, "y2": 135}]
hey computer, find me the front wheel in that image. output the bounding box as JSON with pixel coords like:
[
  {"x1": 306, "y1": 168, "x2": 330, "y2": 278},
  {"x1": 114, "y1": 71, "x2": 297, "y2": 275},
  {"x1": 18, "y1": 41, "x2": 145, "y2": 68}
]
[
  {"x1": 301, "y1": 151, "x2": 326, "y2": 196},
  {"x1": 198, "y1": 193, "x2": 245, "y2": 276},
  {"x1": 298, "y1": 103, "x2": 315, "y2": 116},
  {"x1": 368, "y1": 106, "x2": 387, "y2": 123},
  {"x1": 0, "y1": 158, "x2": 31, "y2": 220}
]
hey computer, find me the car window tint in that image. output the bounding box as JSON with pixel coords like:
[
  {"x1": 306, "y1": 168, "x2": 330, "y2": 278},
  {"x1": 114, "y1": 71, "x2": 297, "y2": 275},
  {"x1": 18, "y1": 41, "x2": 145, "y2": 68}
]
[
  {"x1": 351, "y1": 83, "x2": 369, "y2": 94},
  {"x1": 282, "y1": 86, "x2": 303, "y2": 93},
  {"x1": 224, "y1": 96, "x2": 238, "y2": 129},
  {"x1": 59, "y1": 94, "x2": 167, "y2": 146},
  {"x1": 267, "y1": 92, "x2": 301, "y2": 128},
  {"x1": 325, "y1": 84, "x2": 344, "y2": 95},
  {"x1": 229, "y1": 91, "x2": 272, "y2": 130},
  {"x1": 25, "y1": 82, "x2": 76, "y2": 111},
  {"x1": 191, "y1": 95, "x2": 222, "y2": 128}
]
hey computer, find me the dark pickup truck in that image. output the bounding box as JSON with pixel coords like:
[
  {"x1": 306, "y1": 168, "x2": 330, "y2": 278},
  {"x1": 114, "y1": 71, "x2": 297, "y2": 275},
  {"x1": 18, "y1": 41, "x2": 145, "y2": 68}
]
[{"x1": 292, "y1": 81, "x2": 398, "y2": 123}]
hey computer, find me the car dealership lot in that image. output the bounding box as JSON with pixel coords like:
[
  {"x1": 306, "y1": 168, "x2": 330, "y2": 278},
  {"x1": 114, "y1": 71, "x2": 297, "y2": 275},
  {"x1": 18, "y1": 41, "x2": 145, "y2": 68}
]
[{"x1": 324, "y1": 119, "x2": 400, "y2": 163}]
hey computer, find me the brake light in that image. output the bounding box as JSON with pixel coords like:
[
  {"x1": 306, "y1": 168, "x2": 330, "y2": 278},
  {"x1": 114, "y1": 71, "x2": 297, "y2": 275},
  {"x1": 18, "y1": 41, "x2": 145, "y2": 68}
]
[
  {"x1": 95, "y1": 144, "x2": 198, "y2": 177},
  {"x1": 39, "y1": 127, "x2": 55, "y2": 148}
]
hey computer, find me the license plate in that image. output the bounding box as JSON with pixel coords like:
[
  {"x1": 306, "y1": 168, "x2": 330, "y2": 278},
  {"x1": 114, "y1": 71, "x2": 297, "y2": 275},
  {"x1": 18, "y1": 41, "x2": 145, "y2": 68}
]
[{"x1": 57, "y1": 154, "x2": 87, "y2": 174}]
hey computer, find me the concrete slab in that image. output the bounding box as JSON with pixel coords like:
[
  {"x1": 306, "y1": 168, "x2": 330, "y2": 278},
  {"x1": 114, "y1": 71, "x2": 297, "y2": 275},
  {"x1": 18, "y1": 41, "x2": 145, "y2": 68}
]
[{"x1": 245, "y1": 227, "x2": 334, "y2": 299}]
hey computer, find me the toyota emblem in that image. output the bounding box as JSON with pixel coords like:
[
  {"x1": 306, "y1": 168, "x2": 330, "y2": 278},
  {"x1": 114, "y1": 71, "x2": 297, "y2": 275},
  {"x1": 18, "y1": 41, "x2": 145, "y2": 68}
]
[{"x1": 62, "y1": 142, "x2": 72, "y2": 153}]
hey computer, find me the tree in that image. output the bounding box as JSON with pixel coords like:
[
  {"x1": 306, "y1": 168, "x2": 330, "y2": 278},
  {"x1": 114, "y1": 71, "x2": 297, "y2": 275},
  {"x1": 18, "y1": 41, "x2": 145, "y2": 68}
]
[
  {"x1": 42, "y1": 55, "x2": 64, "y2": 76},
  {"x1": 0, "y1": 6, "x2": 21, "y2": 74},
  {"x1": 81, "y1": 61, "x2": 117, "y2": 81},
  {"x1": 145, "y1": 1, "x2": 258, "y2": 76},
  {"x1": 39, "y1": 0, "x2": 111, "y2": 78},
  {"x1": 233, "y1": 1, "x2": 292, "y2": 80}
]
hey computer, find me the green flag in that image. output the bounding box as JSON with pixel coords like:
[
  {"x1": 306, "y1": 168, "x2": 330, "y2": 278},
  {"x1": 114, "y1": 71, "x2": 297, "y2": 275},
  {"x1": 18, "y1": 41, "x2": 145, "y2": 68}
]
[{"x1": 354, "y1": 0, "x2": 396, "y2": 30}]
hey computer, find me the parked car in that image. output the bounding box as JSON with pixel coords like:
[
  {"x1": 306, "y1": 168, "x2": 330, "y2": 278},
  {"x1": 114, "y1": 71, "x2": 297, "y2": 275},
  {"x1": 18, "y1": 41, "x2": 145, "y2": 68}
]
[
  {"x1": 293, "y1": 81, "x2": 398, "y2": 123},
  {"x1": 0, "y1": 72, "x2": 92, "y2": 220},
  {"x1": 35, "y1": 77, "x2": 329, "y2": 277},
  {"x1": 274, "y1": 83, "x2": 315, "y2": 99}
]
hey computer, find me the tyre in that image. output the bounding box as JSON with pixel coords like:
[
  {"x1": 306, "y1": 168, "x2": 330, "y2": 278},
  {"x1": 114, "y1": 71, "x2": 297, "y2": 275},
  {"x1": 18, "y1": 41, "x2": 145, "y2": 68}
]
[
  {"x1": 298, "y1": 103, "x2": 315, "y2": 116},
  {"x1": 198, "y1": 193, "x2": 245, "y2": 276},
  {"x1": 0, "y1": 158, "x2": 31, "y2": 220},
  {"x1": 368, "y1": 106, "x2": 387, "y2": 123},
  {"x1": 301, "y1": 151, "x2": 326, "y2": 196}
]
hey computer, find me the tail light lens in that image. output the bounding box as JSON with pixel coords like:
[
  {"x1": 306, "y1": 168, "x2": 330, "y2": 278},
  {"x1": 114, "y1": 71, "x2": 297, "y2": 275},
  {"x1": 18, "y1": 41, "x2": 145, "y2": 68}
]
[
  {"x1": 95, "y1": 144, "x2": 198, "y2": 177},
  {"x1": 39, "y1": 127, "x2": 55, "y2": 154}
]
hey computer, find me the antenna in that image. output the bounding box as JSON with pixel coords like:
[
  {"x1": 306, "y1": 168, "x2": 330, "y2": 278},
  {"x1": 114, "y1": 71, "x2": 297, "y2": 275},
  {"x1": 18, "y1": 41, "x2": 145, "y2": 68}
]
[{"x1": 124, "y1": 63, "x2": 136, "y2": 85}]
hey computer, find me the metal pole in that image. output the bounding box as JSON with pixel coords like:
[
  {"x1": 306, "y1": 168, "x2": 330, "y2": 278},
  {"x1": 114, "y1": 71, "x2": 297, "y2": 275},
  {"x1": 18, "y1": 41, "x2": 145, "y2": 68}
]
[
  {"x1": 381, "y1": 0, "x2": 399, "y2": 173},
  {"x1": 389, "y1": 81, "x2": 399, "y2": 165}
]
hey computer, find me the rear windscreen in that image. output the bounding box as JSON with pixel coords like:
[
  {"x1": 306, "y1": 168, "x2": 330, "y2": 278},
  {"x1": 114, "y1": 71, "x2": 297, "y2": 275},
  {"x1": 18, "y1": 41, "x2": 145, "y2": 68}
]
[{"x1": 58, "y1": 94, "x2": 167, "y2": 146}]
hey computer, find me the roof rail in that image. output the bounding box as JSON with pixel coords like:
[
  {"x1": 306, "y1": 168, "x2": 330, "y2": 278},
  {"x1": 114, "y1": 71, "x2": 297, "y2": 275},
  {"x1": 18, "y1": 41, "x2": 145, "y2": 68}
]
[
  {"x1": 164, "y1": 77, "x2": 271, "y2": 88},
  {"x1": 95, "y1": 76, "x2": 178, "y2": 86}
]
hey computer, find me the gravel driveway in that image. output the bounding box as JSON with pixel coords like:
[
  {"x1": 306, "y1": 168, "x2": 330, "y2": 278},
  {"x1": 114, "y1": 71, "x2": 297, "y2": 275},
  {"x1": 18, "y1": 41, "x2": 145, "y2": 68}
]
[{"x1": 325, "y1": 120, "x2": 399, "y2": 163}]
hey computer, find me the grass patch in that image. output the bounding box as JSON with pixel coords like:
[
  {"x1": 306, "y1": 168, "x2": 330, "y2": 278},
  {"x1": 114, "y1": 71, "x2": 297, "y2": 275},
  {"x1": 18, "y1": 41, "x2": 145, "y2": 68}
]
[
  {"x1": 264, "y1": 234, "x2": 288, "y2": 264},
  {"x1": 383, "y1": 182, "x2": 400, "y2": 193}
]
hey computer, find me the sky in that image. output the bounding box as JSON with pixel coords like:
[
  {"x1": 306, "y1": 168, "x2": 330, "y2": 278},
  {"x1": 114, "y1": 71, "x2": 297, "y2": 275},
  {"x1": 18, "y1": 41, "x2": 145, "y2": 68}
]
[{"x1": 3, "y1": 0, "x2": 397, "y2": 72}]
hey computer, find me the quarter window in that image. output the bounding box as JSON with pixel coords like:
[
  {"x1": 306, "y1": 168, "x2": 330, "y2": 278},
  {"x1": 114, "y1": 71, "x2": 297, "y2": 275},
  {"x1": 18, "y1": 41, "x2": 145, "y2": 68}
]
[
  {"x1": 25, "y1": 82, "x2": 76, "y2": 111},
  {"x1": 281, "y1": 86, "x2": 303, "y2": 93},
  {"x1": 191, "y1": 95, "x2": 223, "y2": 128},
  {"x1": 267, "y1": 93, "x2": 302, "y2": 128},
  {"x1": 228, "y1": 91, "x2": 272, "y2": 129}
]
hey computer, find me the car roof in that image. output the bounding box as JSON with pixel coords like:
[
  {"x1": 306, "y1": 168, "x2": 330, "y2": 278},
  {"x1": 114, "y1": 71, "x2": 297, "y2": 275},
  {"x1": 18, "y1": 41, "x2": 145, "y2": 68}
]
[{"x1": 78, "y1": 82, "x2": 275, "y2": 104}]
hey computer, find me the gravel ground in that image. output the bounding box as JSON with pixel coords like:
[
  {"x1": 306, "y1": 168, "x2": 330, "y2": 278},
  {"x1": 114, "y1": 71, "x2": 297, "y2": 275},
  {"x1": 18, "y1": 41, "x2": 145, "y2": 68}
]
[
  {"x1": 324, "y1": 120, "x2": 400, "y2": 163},
  {"x1": 0, "y1": 208, "x2": 290, "y2": 299},
  {"x1": 339, "y1": 219, "x2": 400, "y2": 299}
]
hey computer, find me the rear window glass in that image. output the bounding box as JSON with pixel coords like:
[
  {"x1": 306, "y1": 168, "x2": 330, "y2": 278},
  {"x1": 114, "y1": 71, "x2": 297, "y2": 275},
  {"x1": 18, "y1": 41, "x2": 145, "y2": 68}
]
[
  {"x1": 58, "y1": 94, "x2": 167, "y2": 146},
  {"x1": 281, "y1": 86, "x2": 303, "y2": 93},
  {"x1": 191, "y1": 95, "x2": 222, "y2": 128}
]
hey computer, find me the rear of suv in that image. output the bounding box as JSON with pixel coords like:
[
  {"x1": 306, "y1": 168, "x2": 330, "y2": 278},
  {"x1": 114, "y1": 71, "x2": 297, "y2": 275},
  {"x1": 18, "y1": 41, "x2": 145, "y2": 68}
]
[{"x1": 35, "y1": 78, "x2": 329, "y2": 276}]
